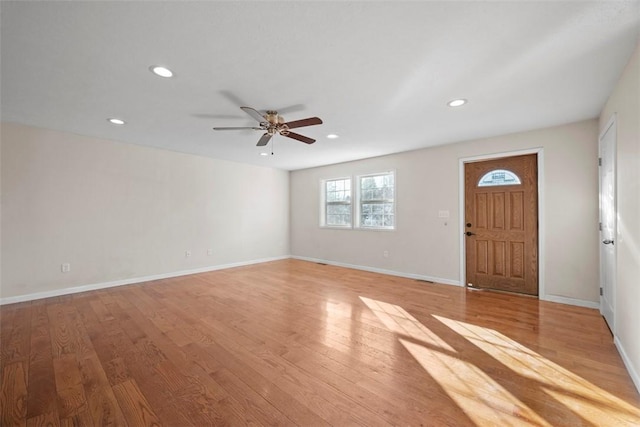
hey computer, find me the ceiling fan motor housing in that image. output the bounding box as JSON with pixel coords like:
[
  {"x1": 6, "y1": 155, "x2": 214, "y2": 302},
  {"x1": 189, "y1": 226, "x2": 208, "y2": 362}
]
[
  {"x1": 264, "y1": 111, "x2": 289, "y2": 135},
  {"x1": 265, "y1": 111, "x2": 282, "y2": 124}
]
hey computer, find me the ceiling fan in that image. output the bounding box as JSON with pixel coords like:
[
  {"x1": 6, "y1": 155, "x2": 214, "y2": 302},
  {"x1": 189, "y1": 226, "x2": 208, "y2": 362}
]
[{"x1": 213, "y1": 106, "x2": 323, "y2": 146}]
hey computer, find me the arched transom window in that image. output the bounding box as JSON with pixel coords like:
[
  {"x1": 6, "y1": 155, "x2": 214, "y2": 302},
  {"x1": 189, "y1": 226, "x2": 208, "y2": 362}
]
[{"x1": 477, "y1": 169, "x2": 521, "y2": 187}]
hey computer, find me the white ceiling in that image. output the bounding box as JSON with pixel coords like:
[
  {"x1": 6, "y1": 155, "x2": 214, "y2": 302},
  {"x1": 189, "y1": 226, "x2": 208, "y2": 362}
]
[{"x1": 2, "y1": 1, "x2": 638, "y2": 171}]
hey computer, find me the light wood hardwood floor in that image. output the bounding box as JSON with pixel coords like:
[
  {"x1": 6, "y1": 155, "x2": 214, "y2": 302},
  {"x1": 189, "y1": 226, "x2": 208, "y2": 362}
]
[{"x1": 1, "y1": 259, "x2": 639, "y2": 426}]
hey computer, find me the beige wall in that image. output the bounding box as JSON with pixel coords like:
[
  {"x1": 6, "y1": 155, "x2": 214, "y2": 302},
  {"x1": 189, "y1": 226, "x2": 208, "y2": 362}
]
[
  {"x1": 1, "y1": 122, "x2": 290, "y2": 300},
  {"x1": 600, "y1": 42, "x2": 640, "y2": 391},
  {"x1": 291, "y1": 119, "x2": 600, "y2": 305}
]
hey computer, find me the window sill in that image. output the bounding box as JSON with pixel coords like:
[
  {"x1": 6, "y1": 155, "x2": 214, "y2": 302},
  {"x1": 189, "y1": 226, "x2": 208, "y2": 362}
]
[
  {"x1": 319, "y1": 225, "x2": 395, "y2": 232},
  {"x1": 356, "y1": 226, "x2": 395, "y2": 232}
]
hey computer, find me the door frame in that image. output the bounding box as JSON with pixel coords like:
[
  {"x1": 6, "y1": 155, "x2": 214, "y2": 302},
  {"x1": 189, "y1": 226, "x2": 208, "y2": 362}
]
[
  {"x1": 458, "y1": 148, "x2": 545, "y2": 298},
  {"x1": 599, "y1": 113, "x2": 617, "y2": 332}
]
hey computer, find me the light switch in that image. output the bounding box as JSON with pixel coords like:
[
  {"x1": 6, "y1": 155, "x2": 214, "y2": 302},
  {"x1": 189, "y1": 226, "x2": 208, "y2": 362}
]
[{"x1": 438, "y1": 210, "x2": 450, "y2": 218}]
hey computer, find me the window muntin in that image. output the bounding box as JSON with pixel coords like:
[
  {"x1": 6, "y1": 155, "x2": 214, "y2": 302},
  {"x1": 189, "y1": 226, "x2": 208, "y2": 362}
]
[
  {"x1": 478, "y1": 169, "x2": 521, "y2": 187},
  {"x1": 323, "y1": 178, "x2": 352, "y2": 227},
  {"x1": 358, "y1": 172, "x2": 395, "y2": 229}
]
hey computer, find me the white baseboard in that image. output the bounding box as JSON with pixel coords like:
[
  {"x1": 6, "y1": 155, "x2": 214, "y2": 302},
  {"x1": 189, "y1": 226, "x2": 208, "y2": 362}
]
[
  {"x1": 614, "y1": 336, "x2": 640, "y2": 394},
  {"x1": 292, "y1": 257, "x2": 601, "y2": 310},
  {"x1": 0, "y1": 255, "x2": 290, "y2": 305},
  {"x1": 291, "y1": 255, "x2": 462, "y2": 287},
  {"x1": 540, "y1": 294, "x2": 600, "y2": 309}
]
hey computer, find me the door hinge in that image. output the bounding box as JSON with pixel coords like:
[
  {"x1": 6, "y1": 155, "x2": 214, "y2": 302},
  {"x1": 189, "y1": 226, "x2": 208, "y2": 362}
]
[
  {"x1": 600, "y1": 287, "x2": 603, "y2": 296},
  {"x1": 598, "y1": 157, "x2": 602, "y2": 166},
  {"x1": 599, "y1": 222, "x2": 603, "y2": 231}
]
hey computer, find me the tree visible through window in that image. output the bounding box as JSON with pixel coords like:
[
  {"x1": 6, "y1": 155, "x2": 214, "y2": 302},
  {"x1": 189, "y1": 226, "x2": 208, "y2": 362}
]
[
  {"x1": 325, "y1": 178, "x2": 352, "y2": 226},
  {"x1": 359, "y1": 172, "x2": 395, "y2": 229}
]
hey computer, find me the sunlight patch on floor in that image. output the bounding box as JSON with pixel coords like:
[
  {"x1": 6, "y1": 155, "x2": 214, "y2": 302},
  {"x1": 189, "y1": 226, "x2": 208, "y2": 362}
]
[
  {"x1": 360, "y1": 296, "x2": 640, "y2": 426},
  {"x1": 359, "y1": 296, "x2": 454, "y2": 351},
  {"x1": 360, "y1": 296, "x2": 550, "y2": 426},
  {"x1": 434, "y1": 315, "x2": 640, "y2": 425},
  {"x1": 400, "y1": 338, "x2": 552, "y2": 426}
]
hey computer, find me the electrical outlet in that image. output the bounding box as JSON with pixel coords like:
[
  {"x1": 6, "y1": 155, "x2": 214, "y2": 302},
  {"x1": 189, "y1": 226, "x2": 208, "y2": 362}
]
[
  {"x1": 383, "y1": 250, "x2": 389, "y2": 258},
  {"x1": 207, "y1": 249, "x2": 213, "y2": 256},
  {"x1": 185, "y1": 250, "x2": 192, "y2": 258},
  {"x1": 61, "y1": 263, "x2": 71, "y2": 273}
]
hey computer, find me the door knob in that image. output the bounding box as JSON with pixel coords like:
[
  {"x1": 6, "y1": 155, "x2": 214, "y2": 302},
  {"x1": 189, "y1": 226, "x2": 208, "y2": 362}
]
[
  {"x1": 466, "y1": 231, "x2": 475, "y2": 236},
  {"x1": 603, "y1": 239, "x2": 614, "y2": 245},
  {"x1": 466, "y1": 223, "x2": 472, "y2": 228}
]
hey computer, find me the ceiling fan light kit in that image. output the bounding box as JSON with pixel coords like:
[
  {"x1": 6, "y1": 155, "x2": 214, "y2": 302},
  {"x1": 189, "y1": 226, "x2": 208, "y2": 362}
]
[{"x1": 214, "y1": 106, "x2": 323, "y2": 147}]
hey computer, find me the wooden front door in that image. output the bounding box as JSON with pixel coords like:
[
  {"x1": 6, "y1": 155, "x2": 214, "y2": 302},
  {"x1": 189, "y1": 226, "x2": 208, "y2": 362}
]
[{"x1": 464, "y1": 154, "x2": 538, "y2": 295}]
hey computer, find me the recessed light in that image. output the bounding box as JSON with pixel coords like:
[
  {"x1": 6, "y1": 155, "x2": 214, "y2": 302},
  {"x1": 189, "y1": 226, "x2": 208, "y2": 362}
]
[
  {"x1": 327, "y1": 134, "x2": 339, "y2": 139},
  {"x1": 149, "y1": 65, "x2": 173, "y2": 78},
  {"x1": 259, "y1": 152, "x2": 269, "y2": 156},
  {"x1": 107, "y1": 118, "x2": 125, "y2": 125},
  {"x1": 447, "y1": 99, "x2": 467, "y2": 107}
]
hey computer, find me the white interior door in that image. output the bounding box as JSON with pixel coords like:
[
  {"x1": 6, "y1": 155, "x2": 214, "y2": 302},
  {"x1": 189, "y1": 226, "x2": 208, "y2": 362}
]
[{"x1": 599, "y1": 117, "x2": 616, "y2": 332}]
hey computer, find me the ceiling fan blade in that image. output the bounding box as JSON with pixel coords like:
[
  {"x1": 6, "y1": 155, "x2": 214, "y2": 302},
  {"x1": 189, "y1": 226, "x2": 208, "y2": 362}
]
[
  {"x1": 284, "y1": 131, "x2": 315, "y2": 144},
  {"x1": 256, "y1": 133, "x2": 273, "y2": 146},
  {"x1": 213, "y1": 126, "x2": 263, "y2": 131},
  {"x1": 283, "y1": 117, "x2": 322, "y2": 129},
  {"x1": 275, "y1": 104, "x2": 305, "y2": 115},
  {"x1": 240, "y1": 106, "x2": 266, "y2": 123}
]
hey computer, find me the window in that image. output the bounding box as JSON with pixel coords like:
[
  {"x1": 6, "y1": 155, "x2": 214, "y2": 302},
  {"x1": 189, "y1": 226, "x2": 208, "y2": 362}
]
[
  {"x1": 478, "y1": 169, "x2": 521, "y2": 187},
  {"x1": 322, "y1": 177, "x2": 352, "y2": 227},
  {"x1": 320, "y1": 171, "x2": 396, "y2": 230},
  {"x1": 358, "y1": 172, "x2": 395, "y2": 229}
]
